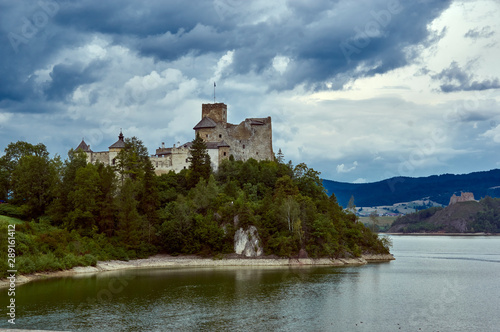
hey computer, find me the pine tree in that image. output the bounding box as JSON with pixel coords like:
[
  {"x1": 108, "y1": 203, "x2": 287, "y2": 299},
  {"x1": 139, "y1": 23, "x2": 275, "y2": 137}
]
[{"x1": 187, "y1": 133, "x2": 211, "y2": 187}]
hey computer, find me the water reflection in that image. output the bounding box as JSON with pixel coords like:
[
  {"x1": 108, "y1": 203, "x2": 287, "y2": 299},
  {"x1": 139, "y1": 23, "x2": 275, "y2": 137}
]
[{"x1": 3, "y1": 236, "x2": 500, "y2": 331}]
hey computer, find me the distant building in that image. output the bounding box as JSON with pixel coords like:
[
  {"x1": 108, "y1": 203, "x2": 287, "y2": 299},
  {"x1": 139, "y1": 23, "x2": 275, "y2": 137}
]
[
  {"x1": 449, "y1": 192, "x2": 475, "y2": 206},
  {"x1": 76, "y1": 131, "x2": 125, "y2": 167},
  {"x1": 76, "y1": 102, "x2": 274, "y2": 175}
]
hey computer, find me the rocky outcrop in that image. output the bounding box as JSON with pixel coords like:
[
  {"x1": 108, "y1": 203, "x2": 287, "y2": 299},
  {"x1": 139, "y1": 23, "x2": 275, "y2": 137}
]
[{"x1": 234, "y1": 226, "x2": 263, "y2": 257}]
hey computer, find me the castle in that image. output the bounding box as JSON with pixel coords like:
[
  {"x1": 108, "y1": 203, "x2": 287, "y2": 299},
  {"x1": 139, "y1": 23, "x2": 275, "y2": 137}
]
[
  {"x1": 449, "y1": 192, "x2": 475, "y2": 206},
  {"x1": 76, "y1": 102, "x2": 274, "y2": 174}
]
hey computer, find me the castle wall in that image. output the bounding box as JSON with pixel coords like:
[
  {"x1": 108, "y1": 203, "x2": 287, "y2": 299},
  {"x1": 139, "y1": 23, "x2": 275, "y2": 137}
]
[
  {"x1": 207, "y1": 148, "x2": 220, "y2": 171},
  {"x1": 152, "y1": 146, "x2": 191, "y2": 175},
  {"x1": 218, "y1": 146, "x2": 230, "y2": 165},
  {"x1": 91, "y1": 151, "x2": 110, "y2": 164},
  {"x1": 197, "y1": 128, "x2": 213, "y2": 142},
  {"x1": 201, "y1": 117, "x2": 274, "y2": 162},
  {"x1": 83, "y1": 103, "x2": 274, "y2": 176}
]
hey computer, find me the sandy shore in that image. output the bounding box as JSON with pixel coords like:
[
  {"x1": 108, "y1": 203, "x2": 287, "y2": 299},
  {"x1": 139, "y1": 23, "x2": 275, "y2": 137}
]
[{"x1": 0, "y1": 253, "x2": 394, "y2": 288}]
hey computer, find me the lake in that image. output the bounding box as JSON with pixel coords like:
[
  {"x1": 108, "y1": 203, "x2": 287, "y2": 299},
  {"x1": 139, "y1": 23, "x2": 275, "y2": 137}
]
[{"x1": 1, "y1": 236, "x2": 499, "y2": 331}]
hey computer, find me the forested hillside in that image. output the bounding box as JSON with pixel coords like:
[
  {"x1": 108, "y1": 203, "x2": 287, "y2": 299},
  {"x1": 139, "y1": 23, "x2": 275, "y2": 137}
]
[
  {"x1": 0, "y1": 136, "x2": 390, "y2": 277},
  {"x1": 323, "y1": 170, "x2": 500, "y2": 207},
  {"x1": 388, "y1": 197, "x2": 500, "y2": 233}
]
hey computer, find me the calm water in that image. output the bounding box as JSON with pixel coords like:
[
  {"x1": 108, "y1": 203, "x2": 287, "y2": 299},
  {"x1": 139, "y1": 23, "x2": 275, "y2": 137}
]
[{"x1": 1, "y1": 236, "x2": 500, "y2": 331}]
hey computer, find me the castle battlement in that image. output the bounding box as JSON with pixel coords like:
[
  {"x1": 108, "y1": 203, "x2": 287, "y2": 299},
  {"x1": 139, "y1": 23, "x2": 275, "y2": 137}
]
[{"x1": 76, "y1": 102, "x2": 274, "y2": 175}]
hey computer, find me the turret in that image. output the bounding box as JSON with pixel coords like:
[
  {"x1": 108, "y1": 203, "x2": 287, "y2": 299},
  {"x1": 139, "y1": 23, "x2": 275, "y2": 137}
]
[{"x1": 202, "y1": 103, "x2": 227, "y2": 124}]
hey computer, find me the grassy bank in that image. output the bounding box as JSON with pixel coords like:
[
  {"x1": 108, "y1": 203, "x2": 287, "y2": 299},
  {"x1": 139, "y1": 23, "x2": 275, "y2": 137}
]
[{"x1": 0, "y1": 216, "x2": 146, "y2": 279}]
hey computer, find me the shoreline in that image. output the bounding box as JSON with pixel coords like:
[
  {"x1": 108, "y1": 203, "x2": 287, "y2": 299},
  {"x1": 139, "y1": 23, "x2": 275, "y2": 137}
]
[{"x1": 0, "y1": 253, "x2": 394, "y2": 289}]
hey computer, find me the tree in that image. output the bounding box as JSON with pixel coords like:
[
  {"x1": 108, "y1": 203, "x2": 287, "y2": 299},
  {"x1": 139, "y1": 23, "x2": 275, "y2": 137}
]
[
  {"x1": 187, "y1": 133, "x2": 211, "y2": 187},
  {"x1": 276, "y1": 148, "x2": 284, "y2": 163},
  {"x1": 293, "y1": 163, "x2": 325, "y2": 199},
  {"x1": 116, "y1": 179, "x2": 145, "y2": 253},
  {"x1": 10, "y1": 155, "x2": 57, "y2": 218},
  {"x1": 2, "y1": 141, "x2": 49, "y2": 170},
  {"x1": 0, "y1": 157, "x2": 9, "y2": 201},
  {"x1": 115, "y1": 136, "x2": 151, "y2": 183},
  {"x1": 347, "y1": 195, "x2": 356, "y2": 213},
  {"x1": 95, "y1": 163, "x2": 117, "y2": 237},
  {"x1": 1, "y1": 141, "x2": 50, "y2": 201},
  {"x1": 65, "y1": 163, "x2": 101, "y2": 235},
  {"x1": 369, "y1": 210, "x2": 379, "y2": 232},
  {"x1": 137, "y1": 163, "x2": 160, "y2": 243},
  {"x1": 48, "y1": 149, "x2": 88, "y2": 226},
  {"x1": 280, "y1": 196, "x2": 300, "y2": 233}
]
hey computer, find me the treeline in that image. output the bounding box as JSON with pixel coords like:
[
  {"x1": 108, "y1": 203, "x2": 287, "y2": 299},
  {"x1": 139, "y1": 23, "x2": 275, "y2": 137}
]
[{"x1": 0, "y1": 135, "x2": 390, "y2": 276}]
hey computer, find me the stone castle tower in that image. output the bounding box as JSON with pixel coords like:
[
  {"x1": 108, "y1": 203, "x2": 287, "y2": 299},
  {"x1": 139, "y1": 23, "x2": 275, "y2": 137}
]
[
  {"x1": 77, "y1": 102, "x2": 274, "y2": 174},
  {"x1": 152, "y1": 102, "x2": 274, "y2": 174}
]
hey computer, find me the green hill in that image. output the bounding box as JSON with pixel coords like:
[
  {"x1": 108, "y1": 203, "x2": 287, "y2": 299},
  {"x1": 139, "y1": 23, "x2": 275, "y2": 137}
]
[{"x1": 387, "y1": 197, "x2": 500, "y2": 233}]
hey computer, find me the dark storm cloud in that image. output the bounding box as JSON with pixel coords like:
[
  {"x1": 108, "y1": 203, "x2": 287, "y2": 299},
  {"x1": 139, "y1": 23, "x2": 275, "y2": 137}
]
[
  {"x1": 0, "y1": 0, "x2": 454, "y2": 108},
  {"x1": 43, "y1": 60, "x2": 107, "y2": 101},
  {"x1": 433, "y1": 61, "x2": 500, "y2": 92},
  {"x1": 229, "y1": 0, "x2": 453, "y2": 90}
]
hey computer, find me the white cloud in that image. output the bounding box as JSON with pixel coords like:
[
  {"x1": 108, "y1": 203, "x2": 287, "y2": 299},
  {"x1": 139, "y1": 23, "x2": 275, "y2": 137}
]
[
  {"x1": 337, "y1": 161, "x2": 358, "y2": 173},
  {"x1": 482, "y1": 125, "x2": 500, "y2": 143},
  {"x1": 272, "y1": 56, "x2": 290, "y2": 74}
]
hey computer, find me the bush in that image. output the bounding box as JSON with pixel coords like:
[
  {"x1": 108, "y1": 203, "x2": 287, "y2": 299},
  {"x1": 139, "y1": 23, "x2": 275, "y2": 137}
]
[
  {"x1": 35, "y1": 253, "x2": 63, "y2": 272},
  {"x1": 0, "y1": 204, "x2": 26, "y2": 219},
  {"x1": 83, "y1": 254, "x2": 97, "y2": 266},
  {"x1": 61, "y1": 253, "x2": 79, "y2": 269},
  {"x1": 17, "y1": 256, "x2": 37, "y2": 274}
]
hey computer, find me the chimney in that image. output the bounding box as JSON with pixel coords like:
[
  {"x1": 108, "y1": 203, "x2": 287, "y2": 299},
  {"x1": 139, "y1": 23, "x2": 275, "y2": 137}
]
[{"x1": 162, "y1": 142, "x2": 165, "y2": 149}]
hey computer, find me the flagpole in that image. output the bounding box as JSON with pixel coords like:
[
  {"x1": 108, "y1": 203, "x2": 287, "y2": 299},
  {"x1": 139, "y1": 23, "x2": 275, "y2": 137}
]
[{"x1": 214, "y1": 82, "x2": 216, "y2": 103}]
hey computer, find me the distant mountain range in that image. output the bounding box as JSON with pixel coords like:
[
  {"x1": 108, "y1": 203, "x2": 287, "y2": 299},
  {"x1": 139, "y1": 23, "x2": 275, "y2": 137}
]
[{"x1": 322, "y1": 169, "x2": 500, "y2": 208}]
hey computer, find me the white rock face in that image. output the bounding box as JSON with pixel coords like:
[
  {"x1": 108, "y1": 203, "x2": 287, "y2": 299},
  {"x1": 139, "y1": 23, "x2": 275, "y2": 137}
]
[{"x1": 234, "y1": 226, "x2": 263, "y2": 257}]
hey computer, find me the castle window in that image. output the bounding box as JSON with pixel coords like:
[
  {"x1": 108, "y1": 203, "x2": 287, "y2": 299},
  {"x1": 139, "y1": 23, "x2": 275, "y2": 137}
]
[
  {"x1": 256, "y1": 152, "x2": 258, "y2": 155},
  {"x1": 156, "y1": 162, "x2": 158, "y2": 167},
  {"x1": 243, "y1": 144, "x2": 245, "y2": 149},
  {"x1": 112, "y1": 158, "x2": 116, "y2": 166},
  {"x1": 219, "y1": 134, "x2": 222, "y2": 138},
  {"x1": 223, "y1": 152, "x2": 227, "y2": 156},
  {"x1": 206, "y1": 134, "x2": 208, "y2": 138}
]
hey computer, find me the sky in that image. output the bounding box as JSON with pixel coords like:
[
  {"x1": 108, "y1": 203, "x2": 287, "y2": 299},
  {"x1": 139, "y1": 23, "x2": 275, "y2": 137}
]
[{"x1": 1, "y1": 0, "x2": 499, "y2": 183}]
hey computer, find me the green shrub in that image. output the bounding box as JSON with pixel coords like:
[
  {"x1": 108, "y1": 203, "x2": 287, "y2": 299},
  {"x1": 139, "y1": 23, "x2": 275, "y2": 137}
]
[
  {"x1": 35, "y1": 252, "x2": 63, "y2": 272},
  {"x1": 17, "y1": 256, "x2": 37, "y2": 274},
  {"x1": 0, "y1": 204, "x2": 26, "y2": 219},
  {"x1": 83, "y1": 254, "x2": 97, "y2": 266},
  {"x1": 61, "y1": 253, "x2": 79, "y2": 269}
]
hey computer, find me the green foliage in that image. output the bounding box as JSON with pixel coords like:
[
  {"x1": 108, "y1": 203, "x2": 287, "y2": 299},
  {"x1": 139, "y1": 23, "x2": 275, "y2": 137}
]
[
  {"x1": 0, "y1": 137, "x2": 391, "y2": 278},
  {"x1": 187, "y1": 133, "x2": 212, "y2": 187},
  {"x1": 0, "y1": 204, "x2": 26, "y2": 219},
  {"x1": 470, "y1": 196, "x2": 500, "y2": 233},
  {"x1": 10, "y1": 154, "x2": 57, "y2": 218},
  {"x1": 115, "y1": 136, "x2": 151, "y2": 182}
]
